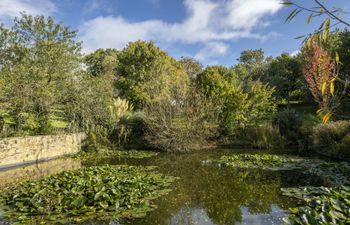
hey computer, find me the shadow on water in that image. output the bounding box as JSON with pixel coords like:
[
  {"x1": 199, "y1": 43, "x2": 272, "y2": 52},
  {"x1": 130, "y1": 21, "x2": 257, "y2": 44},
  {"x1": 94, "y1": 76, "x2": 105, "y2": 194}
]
[{"x1": 0, "y1": 149, "x2": 324, "y2": 225}]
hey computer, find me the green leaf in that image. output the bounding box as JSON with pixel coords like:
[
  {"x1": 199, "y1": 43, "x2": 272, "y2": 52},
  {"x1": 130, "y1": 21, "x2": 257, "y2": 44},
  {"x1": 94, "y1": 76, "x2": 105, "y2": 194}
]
[
  {"x1": 286, "y1": 9, "x2": 302, "y2": 23},
  {"x1": 281, "y1": 1, "x2": 293, "y2": 6},
  {"x1": 99, "y1": 201, "x2": 109, "y2": 209},
  {"x1": 308, "y1": 14, "x2": 313, "y2": 24}
]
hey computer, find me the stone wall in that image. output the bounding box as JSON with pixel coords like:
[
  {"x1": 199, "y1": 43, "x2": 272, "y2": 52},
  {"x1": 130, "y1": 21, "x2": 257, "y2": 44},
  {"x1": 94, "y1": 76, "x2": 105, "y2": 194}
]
[{"x1": 0, "y1": 133, "x2": 86, "y2": 169}]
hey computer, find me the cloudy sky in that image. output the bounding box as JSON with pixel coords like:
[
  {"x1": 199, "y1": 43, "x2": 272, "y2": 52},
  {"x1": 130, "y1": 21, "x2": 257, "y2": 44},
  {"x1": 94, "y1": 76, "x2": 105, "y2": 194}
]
[{"x1": 0, "y1": 0, "x2": 349, "y2": 66}]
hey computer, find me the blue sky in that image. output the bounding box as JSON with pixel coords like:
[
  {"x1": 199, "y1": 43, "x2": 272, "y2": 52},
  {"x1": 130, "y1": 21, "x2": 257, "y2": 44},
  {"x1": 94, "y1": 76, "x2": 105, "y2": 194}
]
[{"x1": 0, "y1": 0, "x2": 349, "y2": 66}]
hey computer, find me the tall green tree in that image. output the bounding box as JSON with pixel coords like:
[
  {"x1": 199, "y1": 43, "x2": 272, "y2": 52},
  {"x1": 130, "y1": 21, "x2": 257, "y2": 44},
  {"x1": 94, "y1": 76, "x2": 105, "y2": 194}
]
[
  {"x1": 197, "y1": 66, "x2": 276, "y2": 136},
  {"x1": 115, "y1": 41, "x2": 188, "y2": 110},
  {"x1": 84, "y1": 48, "x2": 118, "y2": 77},
  {"x1": 236, "y1": 49, "x2": 267, "y2": 80},
  {"x1": 262, "y1": 53, "x2": 305, "y2": 103},
  {"x1": 178, "y1": 57, "x2": 203, "y2": 81},
  {"x1": 0, "y1": 13, "x2": 81, "y2": 134}
]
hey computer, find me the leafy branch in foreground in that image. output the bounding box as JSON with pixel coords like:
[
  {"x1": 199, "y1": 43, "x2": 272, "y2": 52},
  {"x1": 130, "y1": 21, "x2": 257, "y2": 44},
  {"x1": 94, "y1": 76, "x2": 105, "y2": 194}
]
[
  {"x1": 283, "y1": 0, "x2": 350, "y2": 123},
  {"x1": 303, "y1": 40, "x2": 349, "y2": 123},
  {"x1": 283, "y1": 0, "x2": 350, "y2": 40}
]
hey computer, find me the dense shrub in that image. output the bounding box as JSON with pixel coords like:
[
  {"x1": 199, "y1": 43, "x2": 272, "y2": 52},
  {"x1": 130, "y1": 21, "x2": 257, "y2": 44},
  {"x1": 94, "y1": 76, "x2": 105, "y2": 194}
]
[
  {"x1": 312, "y1": 120, "x2": 350, "y2": 160},
  {"x1": 84, "y1": 125, "x2": 111, "y2": 152},
  {"x1": 273, "y1": 108, "x2": 303, "y2": 146},
  {"x1": 114, "y1": 112, "x2": 151, "y2": 150}
]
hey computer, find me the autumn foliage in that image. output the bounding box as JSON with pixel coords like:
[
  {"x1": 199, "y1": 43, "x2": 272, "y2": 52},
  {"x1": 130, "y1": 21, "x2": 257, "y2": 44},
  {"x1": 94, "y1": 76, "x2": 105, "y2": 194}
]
[{"x1": 303, "y1": 41, "x2": 337, "y2": 119}]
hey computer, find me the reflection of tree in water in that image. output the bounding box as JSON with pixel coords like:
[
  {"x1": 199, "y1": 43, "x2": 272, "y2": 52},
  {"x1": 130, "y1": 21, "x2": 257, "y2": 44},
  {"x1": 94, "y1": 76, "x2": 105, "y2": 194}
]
[
  {"x1": 91, "y1": 151, "x2": 316, "y2": 225},
  {"x1": 169, "y1": 208, "x2": 213, "y2": 225}
]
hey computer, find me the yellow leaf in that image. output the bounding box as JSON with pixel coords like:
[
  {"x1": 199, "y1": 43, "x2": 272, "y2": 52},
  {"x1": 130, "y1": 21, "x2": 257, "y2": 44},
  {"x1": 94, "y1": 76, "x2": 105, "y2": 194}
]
[
  {"x1": 336, "y1": 52, "x2": 340, "y2": 64},
  {"x1": 324, "y1": 19, "x2": 330, "y2": 43},
  {"x1": 321, "y1": 82, "x2": 327, "y2": 96},
  {"x1": 307, "y1": 38, "x2": 311, "y2": 48},
  {"x1": 330, "y1": 82, "x2": 335, "y2": 96},
  {"x1": 322, "y1": 112, "x2": 332, "y2": 124}
]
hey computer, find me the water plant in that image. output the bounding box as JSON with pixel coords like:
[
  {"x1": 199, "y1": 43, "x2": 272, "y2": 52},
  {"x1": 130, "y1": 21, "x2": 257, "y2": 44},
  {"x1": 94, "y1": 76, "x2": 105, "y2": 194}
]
[
  {"x1": 218, "y1": 154, "x2": 350, "y2": 186},
  {"x1": 281, "y1": 186, "x2": 350, "y2": 225},
  {"x1": 217, "y1": 154, "x2": 308, "y2": 170},
  {"x1": 0, "y1": 165, "x2": 176, "y2": 224},
  {"x1": 217, "y1": 154, "x2": 350, "y2": 224}
]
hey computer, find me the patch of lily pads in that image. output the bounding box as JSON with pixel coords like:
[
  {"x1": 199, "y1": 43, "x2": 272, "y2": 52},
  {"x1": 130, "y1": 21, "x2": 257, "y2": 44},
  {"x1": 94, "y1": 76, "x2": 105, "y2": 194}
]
[
  {"x1": 0, "y1": 165, "x2": 176, "y2": 224},
  {"x1": 217, "y1": 154, "x2": 350, "y2": 224},
  {"x1": 217, "y1": 154, "x2": 350, "y2": 186},
  {"x1": 281, "y1": 186, "x2": 350, "y2": 225},
  {"x1": 217, "y1": 154, "x2": 308, "y2": 171}
]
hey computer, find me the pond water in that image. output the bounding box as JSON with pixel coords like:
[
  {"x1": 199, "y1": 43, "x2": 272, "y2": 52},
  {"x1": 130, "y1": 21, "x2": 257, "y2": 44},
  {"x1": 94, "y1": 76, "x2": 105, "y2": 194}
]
[{"x1": 0, "y1": 149, "x2": 324, "y2": 225}]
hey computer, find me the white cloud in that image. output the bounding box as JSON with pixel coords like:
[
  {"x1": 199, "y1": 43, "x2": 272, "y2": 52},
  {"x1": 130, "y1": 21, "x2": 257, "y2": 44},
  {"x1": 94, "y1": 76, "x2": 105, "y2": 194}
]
[
  {"x1": 79, "y1": 16, "x2": 168, "y2": 52},
  {"x1": 78, "y1": 0, "x2": 283, "y2": 63},
  {"x1": 0, "y1": 0, "x2": 56, "y2": 22},
  {"x1": 195, "y1": 42, "x2": 229, "y2": 64},
  {"x1": 224, "y1": 0, "x2": 282, "y2": 30}
]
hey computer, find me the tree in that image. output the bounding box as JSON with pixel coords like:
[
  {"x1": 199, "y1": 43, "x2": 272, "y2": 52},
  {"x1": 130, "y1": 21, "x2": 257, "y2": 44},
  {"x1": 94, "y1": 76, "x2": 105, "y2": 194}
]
[
  {"x1": 196, "y1": 66, "x2": 276, "y2": 136},
  {"x1": 328, "y1": 29, "x2": 350, "y2": 80},
  {"x1": 0, "y1": 14, "x2": 122, "y2": 138},
  {"x1": 238, "y1": 49, "x2": 265, "y2": 65},
  {"x1": 178, "y1": 57, "x2": 203, "y2": 80},
  {"x1": 262, "y1": 53, "x2": 305, "y2": 102},
  {"x1": 84, "y1": 48, "x2": 118, "y2": 77},
  {"x1": 115, "y1": 41, "x2": 188, "y2": 110},
  {"x1": 284, "y1": 1, "x2": 350, "y2": 122},
  {"x1": 236, "y1": 49, "x2": 267, "y2": 80},
  {"x1": 303, "y1": 40, "x2": 347, "y2": 122},
  {"x1": 0, "y1": 13, "x2": 81, "y2": 134}
]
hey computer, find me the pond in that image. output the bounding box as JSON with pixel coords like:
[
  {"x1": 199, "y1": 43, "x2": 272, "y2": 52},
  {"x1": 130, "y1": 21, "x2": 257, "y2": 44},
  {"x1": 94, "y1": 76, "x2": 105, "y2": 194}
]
[{"x1": 0, "y1": 149, "x2": 325, "y2": 225}]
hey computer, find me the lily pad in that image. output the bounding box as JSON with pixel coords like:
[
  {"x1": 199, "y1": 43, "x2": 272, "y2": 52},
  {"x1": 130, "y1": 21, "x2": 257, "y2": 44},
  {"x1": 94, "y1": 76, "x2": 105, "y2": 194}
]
[{"x1": 0, "y1": 165, "x2": 177, "y2": 224}]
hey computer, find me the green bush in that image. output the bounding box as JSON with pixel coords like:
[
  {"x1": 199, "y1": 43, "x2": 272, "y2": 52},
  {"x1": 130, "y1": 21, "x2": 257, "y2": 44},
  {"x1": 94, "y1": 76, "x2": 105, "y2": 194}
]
[
  {"x1": 84, "y1": 125, "x2": 112, "y2": 152},
  {"x1": 114, "y1": 112, "x2": 151, "y2": 150},
  {"x1": 312, "y1": 120, "x2": 350, "y2": 161},
  {"x1": 273, "y1": 108, "x2": 303, "y2": 146}
]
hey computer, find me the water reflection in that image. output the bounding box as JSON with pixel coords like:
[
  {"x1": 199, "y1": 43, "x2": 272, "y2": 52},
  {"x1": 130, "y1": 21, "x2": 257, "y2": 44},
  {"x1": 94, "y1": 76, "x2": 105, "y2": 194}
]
[
  {"x1": 165, "y1": 205, "x2": 285, "y2": 225},
  {"x1": 170, "y1": 208, "x2": 214, "y2": 225},
  {"x1": 108, "y1": 150, "x2": 320, "y2": 225},
  {"x1": 0, "y1": 157, "x2": 81, "y2": 187}
]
